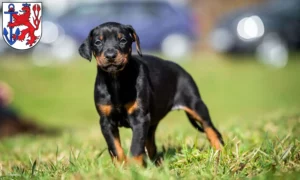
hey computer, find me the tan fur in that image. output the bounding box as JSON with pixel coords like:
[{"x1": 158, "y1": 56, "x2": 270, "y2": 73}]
[{"x1": 124, "y1": 101, "x2": 138, "y2": 114}]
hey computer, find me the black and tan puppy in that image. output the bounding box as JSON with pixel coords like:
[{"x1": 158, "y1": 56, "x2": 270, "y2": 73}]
[{"x1": 79, "y1": 22, "x2": 224, "y2": 166}]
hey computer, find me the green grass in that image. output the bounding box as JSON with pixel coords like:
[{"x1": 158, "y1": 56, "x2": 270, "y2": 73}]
[{"x1": 0, "y1": 53, "x2": 299, "y2": 179}]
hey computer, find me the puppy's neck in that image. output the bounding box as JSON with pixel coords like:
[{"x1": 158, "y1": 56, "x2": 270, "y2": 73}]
[
  {"x1": 97, "y1": 67, "x2": 120, "y2": 79},
  {"x1": 96, "y1": 64, "x2": 129, "y2": 80}
]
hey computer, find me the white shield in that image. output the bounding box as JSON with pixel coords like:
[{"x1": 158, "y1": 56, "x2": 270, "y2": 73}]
[{"x1": 2, "y1": 2, "x2": 42, "y2": 49}]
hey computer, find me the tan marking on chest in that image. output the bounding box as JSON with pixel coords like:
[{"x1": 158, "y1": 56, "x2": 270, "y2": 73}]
[
  {"x1": 98, "y1": 104, "x2": 112, "y2": 116},
  {"x1": 124, "y1": 101, "x2": 138, "y2": 114}
]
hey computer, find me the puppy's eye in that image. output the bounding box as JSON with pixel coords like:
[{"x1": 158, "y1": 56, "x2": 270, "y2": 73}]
[
  {"x1": 94, "y1": 40, "x2": 102, "y2": 46},
  {"x1": 120, "y1": 38, "x2": 127, "y2": 44}
]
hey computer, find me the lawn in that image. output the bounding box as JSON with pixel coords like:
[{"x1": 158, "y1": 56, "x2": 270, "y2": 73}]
[{"x1": 0, "y1": 53, "x2": 299, "y2": 179}]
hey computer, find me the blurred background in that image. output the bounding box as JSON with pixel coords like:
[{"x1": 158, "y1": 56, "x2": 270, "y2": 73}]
[
  {"x1": 1, "y1": 0, "x2": 299, "y2": 67},
  {"x1": 0, "y1": 0, "x2": 300, "y2": 137}
]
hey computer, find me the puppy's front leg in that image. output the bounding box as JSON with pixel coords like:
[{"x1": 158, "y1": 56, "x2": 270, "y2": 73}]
[
  {"x1": 100, "y1": 117, "x2": 126, "y2": 164},
  {"x1": 129, "y1": 116, "x2": 150, "y2": 166}
]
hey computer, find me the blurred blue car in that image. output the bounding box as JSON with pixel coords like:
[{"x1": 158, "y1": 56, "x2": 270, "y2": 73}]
[{"x1": 56, "y1": 0, "x2": 198, "y2": 58}]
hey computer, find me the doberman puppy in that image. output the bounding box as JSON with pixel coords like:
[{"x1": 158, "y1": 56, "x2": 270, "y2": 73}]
[{"x1": 78, "y1": 22, "x2": 224, "y2": 166}]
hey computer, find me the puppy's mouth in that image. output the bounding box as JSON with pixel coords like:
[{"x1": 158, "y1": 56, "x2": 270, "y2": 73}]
[
  {"x1": 102, "y1": 63, "x2": 126, "y2": 73},
  {"x1": 96, "y1": 57, "x2": 128, "y2": 73}
]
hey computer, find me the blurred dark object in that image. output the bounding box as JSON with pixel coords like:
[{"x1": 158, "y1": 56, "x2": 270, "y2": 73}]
[
  {"x1": 0, "y1": 82, "x2": 57, "y2": 139},
  {"x1": 0, "y1": 115, "x2": 48, "y2": 139},
  {"x1": 210, "y1": 0, "x2": 300, "y2": 53},
  {"x1": 53, "y1": 0, "x2": 198, "y2": 59}
]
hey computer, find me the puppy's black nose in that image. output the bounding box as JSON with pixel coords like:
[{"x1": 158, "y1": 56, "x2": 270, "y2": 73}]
[{"x1": 104, "y1": 49, "x2": 117, "y2": 61}]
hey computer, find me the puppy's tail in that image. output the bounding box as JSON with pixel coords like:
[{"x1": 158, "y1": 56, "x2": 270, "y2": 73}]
[{"x1": 188, "y1": 118, "x2": 204, "y2": 132}]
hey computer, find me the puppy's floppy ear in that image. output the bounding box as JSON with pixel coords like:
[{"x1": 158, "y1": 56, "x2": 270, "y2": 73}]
[
  {"x1": 78, "y1": 30, "x2": 93, "y2": 61},
  {"x1": 126, "y1": 25, "x2": 142, "y2": 57}
]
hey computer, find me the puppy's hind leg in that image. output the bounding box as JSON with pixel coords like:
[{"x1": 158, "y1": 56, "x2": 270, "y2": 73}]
[
  {"x1": 182, "y1": 100, "x2": 224, "y2": 150},
  {"x1": 173, "y1": 72, "x2": 224, "y2": 149}
]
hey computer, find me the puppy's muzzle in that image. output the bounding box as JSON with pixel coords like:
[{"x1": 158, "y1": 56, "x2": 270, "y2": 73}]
[{"x1": 104, "y1": 49, "x2": 117, "y2": 63}]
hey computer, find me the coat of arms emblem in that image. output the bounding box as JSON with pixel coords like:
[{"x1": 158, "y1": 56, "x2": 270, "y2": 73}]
[{"x1": 2, "y1": 2, "x2": 42, "y2": 49}]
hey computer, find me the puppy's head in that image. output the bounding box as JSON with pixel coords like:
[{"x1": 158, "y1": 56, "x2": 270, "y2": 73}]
[{"x1": 78, "y1": 22, "x2": 142, "y2": 73}]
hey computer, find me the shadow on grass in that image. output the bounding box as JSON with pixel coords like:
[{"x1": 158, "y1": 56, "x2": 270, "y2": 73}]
[{"x1": 0, "y1": 117, "x2": 61, "y2": 140}]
